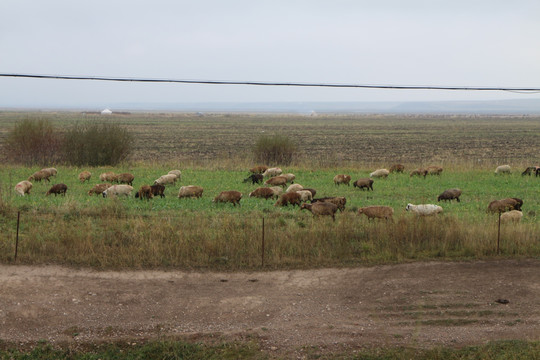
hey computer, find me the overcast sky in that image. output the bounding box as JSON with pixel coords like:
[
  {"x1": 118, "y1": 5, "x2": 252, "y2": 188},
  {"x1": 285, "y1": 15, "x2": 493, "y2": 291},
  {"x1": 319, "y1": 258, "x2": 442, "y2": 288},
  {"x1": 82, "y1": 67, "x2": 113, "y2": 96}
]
[{"x1": 1, "y1": 0, "x2": 539, "y2": 109}]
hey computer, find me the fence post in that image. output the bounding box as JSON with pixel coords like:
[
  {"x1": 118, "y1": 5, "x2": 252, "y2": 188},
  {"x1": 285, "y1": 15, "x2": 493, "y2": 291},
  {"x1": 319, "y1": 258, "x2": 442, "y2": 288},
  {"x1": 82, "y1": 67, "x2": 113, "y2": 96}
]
[
  {"x1": 261, "y1": 217, "x2": 265, "y2": 267},
  {"x1": 14, "y1": 211, "x2": 20, "y2": 261},
  {"x1": 497, "y1": 212, "x2": 501, "y2": 254}
]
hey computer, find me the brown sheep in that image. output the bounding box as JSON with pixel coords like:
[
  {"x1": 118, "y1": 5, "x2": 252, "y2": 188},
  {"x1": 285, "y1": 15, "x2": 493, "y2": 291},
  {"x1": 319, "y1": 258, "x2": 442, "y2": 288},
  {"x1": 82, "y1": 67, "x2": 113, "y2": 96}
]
[
  {"x1": 437, "y1": 188, "x2": 462, "y2": 202},
  {"x1": 333, "y1": 174, "x2": 351, "y2": 186},
  {"x1": 249, "y1": 165, "x2": 268, "y2": 174},
  {"x1": 265, "y1": 175, "x2": 288, "y2": 187},
  {"x1": 389, "y1": 164, "x2": 405, "y2": 173},
  {"x1": 100, "y1": 172, "x2": 117, "y2": 182},
  {"x1": 115, "y1": 173, "x2": 135, "y2": 186},
  {"x1": 487, "y1": 198, "x2": 519, "y2": 213},
  {"x1": 88, "y1": 183, "x2": 111, "y2": 196},
  {"x1": 213, "y1": 190, "x2": 242, "y2": 206},
  {"x1": 353, "y1": 178, "x2": 374, "y2": 191},
  {"x1": 303, "y1": 188, "x2": 317, "y2": 197},
  {"x1": 46, "y1": 183, "x2": 67, "y2": 196},
  {"x1": 300, "y1": 202, "x2": 338, "y2": 221},
  {"x1": 274, "y1": 192, "x2": 301, "y2": 207},
  {"x1": 249, "y1": 187, "x2": 277, "y2": 200},
  {"x1": 509, "y1": 197, "x2": 523, "y2": 211},
  {"x1": 28, "y1": 170, "x2": 51, "y2": 182},
  {"x1": 426, "y1": 166, "x2": 443, "y2": 176},
  {"x1": 150, "y1": 184, "x2": 166, "y2": 198},
  {"x1": 135, "y1": 185, "x2": 154, "y2": 200},
  {"x1": 410, "y1": 168, "x2": 428, "y2": 177},
  {"x1": 41, "y1": 168, "x2": 58, "y2": 177},
  {"x1": 312, "y1": 196, "x2": 346, "y2": 211},
  {"x1": 78, "y1": 171, "x2": 92, "y2": 183},
  {"x1": 178, "y1": 185, "x2": 204, "y2": 199},
  {"x1": 357, "y1": 206, "x2": 394, "y2": 220}
]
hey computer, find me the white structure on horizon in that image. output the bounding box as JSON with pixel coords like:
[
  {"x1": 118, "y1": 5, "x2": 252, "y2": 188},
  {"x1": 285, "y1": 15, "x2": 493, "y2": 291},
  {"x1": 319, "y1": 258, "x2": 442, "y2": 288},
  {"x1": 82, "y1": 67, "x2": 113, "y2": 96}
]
[{"x1": 101, "y1": 108, "x2": 112, "y2": 115}]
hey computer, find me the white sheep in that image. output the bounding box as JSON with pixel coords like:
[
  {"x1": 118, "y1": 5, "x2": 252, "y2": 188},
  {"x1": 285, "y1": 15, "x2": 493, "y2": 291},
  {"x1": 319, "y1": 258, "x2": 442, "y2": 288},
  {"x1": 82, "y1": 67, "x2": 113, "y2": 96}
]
[
  {"x1": 168, "y1": 170, "x2": 182, "y2": 180},
  {"x1": 370, "y1": 169, "x2": 390, "y2": 178},
  {"x1": 102, "y1": 185, "x2": 133, "y2": 198},
  {"x1": 286, "y1": 184, "x2": 304, "y2": 193},
  {"x1": 262, "y1": 167, "x2": 283, "y2": 177},
  {"x1": 296, "y1": 190, "x2": 313, "y2": 202},
  {"x1": 269, "y1": 186, "x2": 283, "y2": 197},
  {"x1": 405, "y1": 203, "x2": 443, "y2": 216},
  {"x1": 154, "y1": 174, "x2": 177, "y2": 186},
  {"x1": 282, "y1": 173, "x2": 296, "y2": 183},
  {"x1": 494, "y1": 165, "x2": 511, "y2": 175},
  {"x1": 14, "y1": 180, "x2": 33, "y2": 196},
  {"x1": 500, "y1": 210, "x2": 523, "y2": 224}
]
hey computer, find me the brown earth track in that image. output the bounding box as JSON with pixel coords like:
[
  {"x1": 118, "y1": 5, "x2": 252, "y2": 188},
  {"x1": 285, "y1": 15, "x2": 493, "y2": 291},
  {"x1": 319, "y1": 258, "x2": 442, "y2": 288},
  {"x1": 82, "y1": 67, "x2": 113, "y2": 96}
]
[{"x1": 1, "y1": 260, "x2": 539, "y2": 355}]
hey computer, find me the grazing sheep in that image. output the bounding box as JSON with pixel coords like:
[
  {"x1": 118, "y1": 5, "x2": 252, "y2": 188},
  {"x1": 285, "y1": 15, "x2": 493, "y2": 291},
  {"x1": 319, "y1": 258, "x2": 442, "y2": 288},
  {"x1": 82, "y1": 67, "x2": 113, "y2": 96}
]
[
  {"x1": 521, "y1": 166, "x2": 540, "y2": 176},
  {"x1": 426, "y1": 166, "x2": 443, "y2": 176},
  {"x1": 100, "y1": 172, "x2": 117, "y2": 182},
  {"x1": 150, "y1": 184, "x2": 166, "y2": 198},
  {"x1": 333, "y1": 174, "x2": 351, "y2": 186},
  {"x1": 78, "y1": 171, "x2": 92, "y2": 183},
  {"x1": 405, "y1": 203, "x2": 443, "y2": 216},
  {"x1": 168, "y1": 170, "x2": 182, "y2": 180},
  {"x1": 213, "y1": 190, "x2": 242, "y2": 206},
  {"x1": 300, "y1": 202, "x2": 338, "y2": 221},
  {"x1": 269, "y1": 186, "x2": 283, "y2": 197},
  {"x1": 249, "y1": 187, "x2": 277, "y2": 200},
  {"x1": 537, "y1": 168, "x2": 540, "y2": 177},
  {"x1": 311, "y1": 197, "x2": 347, "y2": 212},
  {"x1": 353, "y1": 178, "x2": 374, "y2": 191},
  {"x1": 88, "y1": 183, "x2": 111, "y2": 196},
  {"x1": 487, "y1": 198, "x2": 520, "y2": 213},
  {"x1": 410, "y1": 168, "x2": 428, "y2": 177},
  {"x1": 178, "y1": 185, "x2": 204, "y2": 199},
  {"x1": 28, "y1": 170, "x2": 51, "y2": 182},
  {"x1": 494, "y1": 165, "x2": 511, "y2": 175},
  {"x1": 358, "y1": 206, "x2": 394, "y2": 220},
  {"x1": 500, "y1": 210, "x2": 523, "y2": 224},
  {"x1": 41, "y1": 168, "x2": 57, "y2": 177},
  {"x1": 274, "y1": 192, "x2": 302, "y2": 207},
  {"x1": 265, "y1": 175, "x2": 288, "y2": 187},
  {"x1": 282, "y1": 173, "x2": 296, "y2": 183},
  {"x1": 14, "y1": 181, "x2": 32, "y2": 196},
  {"x1": 262, "y1": 167, "x2": 283, "y2": 178},
  {"x1": 389, "y1": 164, "x2": 405, "y2": 173},
  {"x1": 296, "y1": 190, "x2": 313, "y2": 202},
  {"x1": 286, "y1": 184, "x2": 304, "y2": 193},
  {"x1": 303, "y1": 188, "x2": 317, "y2": 197},
  {"x1": 115, "y1": 173, "x2": 135, "y2": 186},
  {"x1": 102, "y1": 185, "x2": 133, "y2": 198},
  {"x1": 135, "y1": 185, "x2": 153, "y2": 200},
  {"x1": 46, "y1": 183, "x2": 68, "y2": 196},
  {"x1": 249, "y1": 165, "x2": 268, "y2": 174},
  {"x1": 509, "y1": 197, "x2": 523, "y2": 211},
  {"x1": 437, "y1": 188, "x2": 462, "y2": 202},
  {"x1": 154, "y1": 174, "x2": 177, "y2": 186},
  {"x1": 370, "y1": 169, "x2": 390, "y2": 178},
  {"x1": 243, "y1": 174, "x2": 264, "y2": 184}
]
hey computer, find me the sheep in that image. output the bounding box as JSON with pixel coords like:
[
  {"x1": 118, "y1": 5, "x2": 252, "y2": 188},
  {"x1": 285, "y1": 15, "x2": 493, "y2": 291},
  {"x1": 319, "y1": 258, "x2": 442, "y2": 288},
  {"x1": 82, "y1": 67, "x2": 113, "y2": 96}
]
[
  {"x1": 135, "y1": 185, "x2": 153, "y2": 200},
  {"x1": 41, "y1": 168, "x2": 57, "y2": 177},
  {"x1": 494, "y1": 165, "x2": 511, "y2": 175},
  {"x1": 370, "y1": 169, "x2": 390, "y2": 178},
  {"x1": 115, "y1": 173, "x2": 135, "y2": 186},
  {"x1": 14, "y1": 181, "x2": 32, "y2": 196},
  {"x1": 410, "y1": 168, "x2": 428, "y2": 177},
  {"x1": 100, "y1": 172, "x2": 117, "y2": 182},
  {"x1": 28, "y1": 170, "x2": 51, "y2": 182},
  {"x1": 537, "y1": 168, "x2": 540, "y2": 177},
  {"x1": 102, "y1": 185, "x2": 133, "y2": 198},
  {"x1": 437, "y1": 188, "x2": 462, "y2": 202},
  {"x1": 333, "y1": 174, "x2": 351, "y2": 186},
  {"x1": 274, "y1": 192, "x2": 301, "y2": 207},
  {"x1": 405, "y1": 203, "x2": 443, "y2": 216},
  {"x1": 303, "y1": 188, "x2": 317, "y2": 197},
  {"x1": 168, "y1": 170, "x2": 182, "y2": 180},
  {"x1": 426, "y1": 166, "x2": 443, "y2": 176},
  {"x1": 500, "y1": 210, "x2": 523, "y2": 224},
  {"x1": 509, "y1": 197, "x2": 523, "y2": 211},
  {"x1": 150, "y1": 184, "x2": 166, "y2": 198},
  {"x1": 78, "y1": 171, "x2": 92, "y2": 183},
  {"x1": 265, "y1": 175, "x2": 288, "y2": 187},
  {"x1": 46, "y1": 183, "x2": 68, "y2": 196},
  {"x1": 296, "y1": 190, "x2": 313, "y2": 202},
  {"x1": 487, "y1": 198, "x2": 520, "y2": 213},
  {"x1": 300, "y1": 202, "x2": 338, "y2": 221},
  {"x1": 213, "y1": 190, "x2": 242, "y2": 206},
  {"x1": 286, "y1": 184, "x2": 304, "y2": 193},
  {"x1": 269, "y1": 186, "x2": 283, "y2": 197},
  {"x1": 154, "y1": 174, "x2": 177, "y2": 186},
  {"x1": 249, "y1": 187, "x2": 277, "y2": 200},
  {"x1": 88, "y1": 183, "x2": 111, "y2": 196},
  {"x1": 353, "y1": 178, "x2": 374, "y2": 191},
  {"x1": 282, "y1": 173, "x2": 296, "y2": 183},
  {"x1": 262, "y1": 167, "x2": 283, "y2": 178},
  {"x1": 357, "y1": 206, "x2": 394, "y2": 220},
  {"x1": 389, "y1": 164, "x2": 405, "y2": 173},
  {"x1": 178, "y1": 185, "x2": 204, "y2": 199},
  {"x1": 249, "y1": 165, "x2": 268, "y2": 174},
  {"x1": 311, "y1": 197, "x2": 346, "y2": 212},
  {"x1": 521, "y1": 166, "x2": 540, "y2": 176},
  {"x1": 243, "y1": 174, "x2": 264, "y2": 184}
]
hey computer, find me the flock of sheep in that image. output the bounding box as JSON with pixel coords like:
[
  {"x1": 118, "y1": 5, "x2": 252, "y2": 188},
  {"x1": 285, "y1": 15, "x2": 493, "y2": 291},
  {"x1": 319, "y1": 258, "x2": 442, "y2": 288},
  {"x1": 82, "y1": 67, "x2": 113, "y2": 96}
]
[{"x1": 13, "y1": 163, "x2": 535, "y2": 223}]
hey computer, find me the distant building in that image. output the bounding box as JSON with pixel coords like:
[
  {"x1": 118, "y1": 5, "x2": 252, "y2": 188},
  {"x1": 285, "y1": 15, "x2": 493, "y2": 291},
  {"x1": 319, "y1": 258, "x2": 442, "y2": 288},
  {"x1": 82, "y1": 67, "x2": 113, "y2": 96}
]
[{"x1": 101, "y1": 108, "x2": 112, "y2": 115}]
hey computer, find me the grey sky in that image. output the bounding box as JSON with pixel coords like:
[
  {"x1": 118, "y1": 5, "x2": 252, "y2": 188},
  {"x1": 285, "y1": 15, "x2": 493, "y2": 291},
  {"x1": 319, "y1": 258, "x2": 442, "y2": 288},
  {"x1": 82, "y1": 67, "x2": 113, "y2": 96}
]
[{"x1": 1, "y1": 0, "x2": 539, "y2": 108}]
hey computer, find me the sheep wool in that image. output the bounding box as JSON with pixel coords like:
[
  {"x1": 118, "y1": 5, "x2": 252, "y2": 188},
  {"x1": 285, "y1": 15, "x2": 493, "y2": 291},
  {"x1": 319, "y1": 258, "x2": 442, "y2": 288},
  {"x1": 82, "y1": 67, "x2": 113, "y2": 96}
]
[{"x1": 405, "y1": 203, "x2": 443, "y2": 216}]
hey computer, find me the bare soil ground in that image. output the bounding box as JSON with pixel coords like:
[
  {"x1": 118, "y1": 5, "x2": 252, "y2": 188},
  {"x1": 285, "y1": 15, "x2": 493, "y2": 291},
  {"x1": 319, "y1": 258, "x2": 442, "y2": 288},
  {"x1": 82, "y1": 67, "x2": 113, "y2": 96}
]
[{"x1": 1, "y1": 260, "x2": 539, "y2": 355}]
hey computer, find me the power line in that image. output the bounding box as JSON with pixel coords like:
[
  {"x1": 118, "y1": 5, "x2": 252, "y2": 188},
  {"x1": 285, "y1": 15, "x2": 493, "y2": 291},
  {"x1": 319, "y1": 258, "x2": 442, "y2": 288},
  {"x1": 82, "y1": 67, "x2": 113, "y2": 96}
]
[{"x1": 1, "y1": 73, "x2": 540, "y2": 93}]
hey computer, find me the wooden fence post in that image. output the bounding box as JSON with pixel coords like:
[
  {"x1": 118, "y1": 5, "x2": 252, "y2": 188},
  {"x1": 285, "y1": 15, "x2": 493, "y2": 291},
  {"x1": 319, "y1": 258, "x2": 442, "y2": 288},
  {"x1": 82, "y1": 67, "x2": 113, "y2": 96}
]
[
  {"x1": 497, "y1": 212, "x2": 501, "y2": 255},
  {"x1": 261, "y1": 217, "x2": 265, "y2": 267},
  {"x1": 14, "y1": 211, "x2": 20, "y2": 261}
]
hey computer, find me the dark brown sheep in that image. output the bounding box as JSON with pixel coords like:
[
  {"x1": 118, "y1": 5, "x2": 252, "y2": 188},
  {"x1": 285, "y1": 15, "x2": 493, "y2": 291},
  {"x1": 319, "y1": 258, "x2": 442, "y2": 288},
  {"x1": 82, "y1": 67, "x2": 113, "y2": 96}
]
[
  {"x1": 311, "y1": 196, "x2": 346, "y2": 211},
  {"x1": 88, "y1": 183, "x2": 111, "y2": 196},
  {"x1": 46, "y1": 183, "x2": 67, "y2": 196},
  {"x1": 300, "y1": 202, "x2": 338, "y2": 221},
  {"x1": 265, "y1": 175, "x2": 288, "y2": 187},
  {"x1": 213, "y1": 190, "x2": 242, "y2": 206},
  {"x1": 243, "y1": 174, "x2": 264, "y2": 184},
  {"x1": 150, "y1": 184, "x2": 166, "y2": 198},
  {"x1": 274, "y1": 192, "x2": 301, "y2": 207},
  {"x1": 135, "y1": 185, "x2": 153, "y2": 200},
  {"x1": 353, "y1": 178, "x2": 374, "y2": 191},
  {"x1": 115, "y1": 173, "x2": 135, "y2": 186},
  {"x1": 522, "y1": 166, "x2": 540, "y2": 176},
  {"x1": 437, "y1": 188, "x2": 462, "y2": 202},
  {"x1": 389, "y1": 164, "x2": 405, "y2": 173},
  {"x1": 249, "y1": 187, "x2": 277, "y2": 200},
  {"x1": 249, "y1": 165, "x2": 268, "y2": 174}
]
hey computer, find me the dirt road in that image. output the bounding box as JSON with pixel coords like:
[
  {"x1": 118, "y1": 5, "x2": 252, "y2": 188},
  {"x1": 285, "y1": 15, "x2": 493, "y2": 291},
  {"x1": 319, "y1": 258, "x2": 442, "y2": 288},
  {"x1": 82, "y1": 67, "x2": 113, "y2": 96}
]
[{"x1": 1, "y1": 260, "x2": 539, "y2": 353}]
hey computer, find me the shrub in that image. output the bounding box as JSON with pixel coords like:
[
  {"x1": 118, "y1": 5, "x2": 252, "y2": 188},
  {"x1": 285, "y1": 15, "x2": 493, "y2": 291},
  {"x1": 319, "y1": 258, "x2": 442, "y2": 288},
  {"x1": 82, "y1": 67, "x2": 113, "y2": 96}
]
[
  {"x1": 253, "y1": 134, "x2": 297, "y2": 165},
  {"x1": 3, "y1": 118, "x2": 63, "y2": 165},
  {"x1": 62, "y1": 122, "x2": 133, "y2": 166}
]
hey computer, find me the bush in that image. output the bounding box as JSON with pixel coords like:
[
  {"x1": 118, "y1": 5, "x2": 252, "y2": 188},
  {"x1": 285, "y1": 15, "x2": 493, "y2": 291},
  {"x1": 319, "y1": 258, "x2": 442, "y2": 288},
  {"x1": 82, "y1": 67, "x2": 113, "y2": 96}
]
[
  {"x1": 62, "y1": 122, "x2": 133, "y2": 166},
  {"x1": 253, "y1": 134, "x2": 297, "y2": 165},
  {"x1": 3, "y1": 118, "x2": 63, "y2": 165}
]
